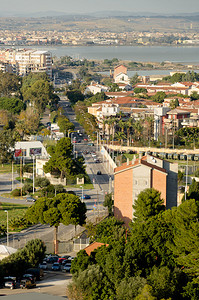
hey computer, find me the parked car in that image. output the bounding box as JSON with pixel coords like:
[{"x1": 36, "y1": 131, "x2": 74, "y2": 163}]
[
  {"x1": 20, "y1": 279, "x2": 36, "y2": 289},
  {"x1": 88, "y1": 143, "x2": 94, "y2": 146},
  {"x1": 58, "y1": 256, "x2": 71, "y2": 264},
  {"x1": 62, "y1": 263, "x2": 71, "y2": 272},
  {"x1": 81, "y1": 195, "x2": 91, "y2": 200},
  {"x1": 83, "y1": 138, "x2": 88, "y2": 141},
  {"x1": 52, "y1": 262, "x2": 60, "y2": 271},
  {"x1": 4, "y1": 277, "x2": 16, "y2": 289},
  {"x1": 97, "y1": 171, "x2": 101, "y2": 175},
  {"x1": 39, "y1": 261, "x2": 47, "y2": 270},
  {"x1": 95, "y1": 159, "x2": 101, "y2": 163},
  {"x1": 46, "y1": 256, "x2": 58, "y2": 263}
]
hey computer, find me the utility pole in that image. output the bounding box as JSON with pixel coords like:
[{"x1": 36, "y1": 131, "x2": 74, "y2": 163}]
[
  {"x1": 4, "y1": 210, "x2": 9, "y2": 247},
  {"x1": 11, "y1": 161, "x2": 14, "y2": 191},
  {"x1": 20, "y1": 158, "x2": 22, "y2": 197},
  {"x1": 185, "y1": 158, "x2": 188, "y2": 201},
  {"x1": 33, "y1": 156, "x2": 35, "y2": 195}
]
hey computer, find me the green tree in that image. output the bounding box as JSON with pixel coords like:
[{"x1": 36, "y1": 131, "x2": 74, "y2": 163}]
[
  {"x1": 0, "y1": 129, "x2": 15, "y2": 164},
  {"x1": 134, "y1": 87, "x2": 147, "y2": 94},
  {"x1": 103, "y1": 193, "x2": 113, "y2": 216},
  {"x1": 116, "y1": 276, "x2": 147, "y2": 300},
  {"x1": 0, "y1": 71, "x2": 21, "y2": 97},
  {"x1": 66, "y1": 90, "x2": 84, "y2": 105},
  {"x1": 26, "y1": 193, "x2": 87, "y2": 253},
  {"x1": 133, "y1": 188, "x2": 165, "y2": 223},
  {"x1": 0, "y1": 97, "x2": 25, "y2": 114},
  {"x1": 43, "y1": 137, "x2": 83, "y2": 180},
  {"x1": 151, "y1": 91, "x2": 166, "y2": 103}
]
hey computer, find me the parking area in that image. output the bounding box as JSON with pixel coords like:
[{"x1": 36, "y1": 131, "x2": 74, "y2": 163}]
[{"x1": 1, "y1": 270, "x2": 72, "y2": 297}]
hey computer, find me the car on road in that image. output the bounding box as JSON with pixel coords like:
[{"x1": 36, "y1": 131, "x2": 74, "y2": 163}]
[
  {"x1": 97, "y1": 171, "x2": 102, "y2": 175},
  {"x1": 81, "y1": 195, "x2": 91, "y2": 200},
  {"x1": 52, "y1": 262, "x2": 60, "y2": 271},
  {"x1": 88, "y1": 143, "x2": 94, "y2": 146},
  {"x1": 39, "y1": 261, "x2": 47, "y2": 270},
  {"x1": 26, "y1": 196, "x2": 36, "y2": 202},
  {"x1": 62, "y1": 263, "x2": 71, "y2": 272}
]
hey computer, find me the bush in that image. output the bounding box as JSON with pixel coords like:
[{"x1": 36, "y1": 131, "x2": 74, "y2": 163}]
[
  {"x1": 23, "y1": 182, "x2": 33, "y2": 193},
  {"x1": 54, "y1": 184, "x2": 65, "y2": 194},
  {"x1": 11, "y1": 189, "x2": 23, "y2": 197},
  {"x1": 41, "y1": 184, "x2": 55, "y2": 198},
  {"x1": 35, "y1": 176, "x2": 50, "y2": 188}
]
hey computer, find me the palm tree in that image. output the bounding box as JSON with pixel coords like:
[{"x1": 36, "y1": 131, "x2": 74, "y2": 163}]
[
  {"x1": 125, "y1": 118, "x2": 134, "y2": 146},
  {"x1": 133, "y1": 120, "x2": 143, "y2": 141},
  {"x1": 115, "y1": 131, "x2": 126, "y2": 146}
]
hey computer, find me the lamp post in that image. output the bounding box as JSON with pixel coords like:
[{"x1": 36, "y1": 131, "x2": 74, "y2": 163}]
[
  {"x1": 4, "y1": 210, "x2": 9, "y2": 247},
  {"x1": 80, "y1": 186, "x2": 84, "y2": 202}
]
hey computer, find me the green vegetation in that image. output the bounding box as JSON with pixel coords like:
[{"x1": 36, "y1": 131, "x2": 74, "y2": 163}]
[
  {"x1": 0, "y1": 239, "x2": 46, "y2": 281},
  {"x1": 67, "y1": 188, "x2": 199, "y2": 300}
]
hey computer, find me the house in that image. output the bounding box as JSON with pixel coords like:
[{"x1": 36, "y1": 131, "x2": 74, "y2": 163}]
[
  {"x1": 84, "y1": 82, "x2": 109, "y2": 95},
  {"x1": 113, "y1": 64, "x2": 130, "y2": 84},
  {"x1": 114, "y1": 154, "x2": 178, "y2": 227},
  {"x1": 84, "y1": 242, "x2": 109, "y2": 256},
  {"x1": 14, "y1": 141, "x2": 48, "y2": 160}
]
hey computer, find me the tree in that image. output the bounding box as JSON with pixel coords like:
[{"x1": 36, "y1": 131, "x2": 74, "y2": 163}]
[
  {"x1": 26, "y1": 193, "x2": 87, "y2": 253},
  {"x1": 151, "y1": 91, "x2": 166, "y2": 103},
  {"x1": 15, "y1": 107, "x2": 40, "y2": 139},
  {"x1": 43, "y1": 137, "x2": 75, "y2": 179},
  {"x1": 134, "y1": 87, "x2": 147, "y2": 94},
  {"x1": 66, "y1": 90, "x2": 84, "y2": 105},
  {"x1": 170, "y1": 98, "x2": 179, "y2": 109},
  {"x1": 133, "y1": 188, "x2": 165, "y2": 223},
  {"x1": 22, "y1": 79, "x2": 57, "y2": 113},
  {"x1": 116, "y1": 276, "x2": 147, "y2": 300},
  {"x1": 0, "y1": 129, "x2": 15, "y2": 164},
  {"x1": 103, "y1": 193, "x2": 113, "y2": 215},
  {"x1": 169, "y1": 199, "x2": 199, "y2": 276},
  {"x1": 183, "y1": 178, "x2": 199, "y2": 201},
  {"x1": 0, "y1": 71, "x2": 21, "y2": 97},
  {"x1": 0, "y1": 97, "x2": 25, "y2": 114},
  {"x1": 57, "y1": 116, "x2": 75, "y2": 134}
]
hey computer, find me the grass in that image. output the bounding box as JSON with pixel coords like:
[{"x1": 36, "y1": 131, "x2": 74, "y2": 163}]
[
  {"x1": 0, "y1": 163, "x2": 18, "y2": 174},
  {"x1": 0, "y1": 202, "x2": 29, "y2": 226},
  {"x1": 66, "y1": 183, "x2": 94, "y2": 190}
]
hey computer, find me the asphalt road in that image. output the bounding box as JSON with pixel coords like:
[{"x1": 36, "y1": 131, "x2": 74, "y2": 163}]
[{"x1": 0, "y1": 97, "x2": 110, "y2": 251}]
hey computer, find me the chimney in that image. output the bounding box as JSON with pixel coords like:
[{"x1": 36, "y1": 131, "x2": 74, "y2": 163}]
[{"x1": 127, "y1": 158, "x2": 129, "y2": 165}]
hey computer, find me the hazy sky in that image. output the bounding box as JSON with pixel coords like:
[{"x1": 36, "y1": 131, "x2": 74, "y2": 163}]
[{"x1": 2, "y1": 0, "x2": 199, "y2": 15}]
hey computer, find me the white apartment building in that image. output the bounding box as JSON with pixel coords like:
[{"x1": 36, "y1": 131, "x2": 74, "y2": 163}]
[{"x1": 0, "y1": 49, "x2": 52, "y2": 78}]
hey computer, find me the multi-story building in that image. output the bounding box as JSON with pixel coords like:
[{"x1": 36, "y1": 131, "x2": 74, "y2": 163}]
[
  {"x1": 0, "y1": 49, "x2": 52, "y2": 78},
  {"x1": 114, "y1": 154, "x2": 178, "y2": 226}
]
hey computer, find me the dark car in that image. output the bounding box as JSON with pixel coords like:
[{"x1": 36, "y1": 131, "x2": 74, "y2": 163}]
[
  {"x1": 81, "y1": 195, "x2": 91, "y2": 199},
  {"x1": 46, "y1": 256, "x2": 58, "y2": 263},
  {"x1": 25, "y1": 196, "x2": 36, "y2": 202},
  {"x1": 97, "y1": 171, "x2": 101, "y2": 175}
]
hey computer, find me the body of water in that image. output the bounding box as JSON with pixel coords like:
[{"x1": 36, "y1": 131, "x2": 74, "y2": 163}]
[{"x1": 1, "y1": 45, "x2": 199, "y2": 64}]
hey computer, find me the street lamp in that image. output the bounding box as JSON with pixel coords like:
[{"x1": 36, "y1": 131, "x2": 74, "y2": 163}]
[
  {"x1": 80, "y1": 186, "x2": 84, "y2": 202},
  {"x1": 4, "y1": 210, "x2": 9, "y2": 247}
]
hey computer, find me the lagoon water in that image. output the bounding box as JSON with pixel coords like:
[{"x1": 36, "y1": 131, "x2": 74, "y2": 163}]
[{"x1": 1, "y1": 45, "x2": 199, "y2": 64}]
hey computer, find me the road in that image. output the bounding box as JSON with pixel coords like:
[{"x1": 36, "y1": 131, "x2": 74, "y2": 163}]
[{"x1": 0, "y1": 97, "x2": 111, "y2": 251}]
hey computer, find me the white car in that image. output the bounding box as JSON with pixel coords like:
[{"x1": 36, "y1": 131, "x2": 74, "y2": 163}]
[
  {"x1": 39, "y1": 261, "x2": 47, "y2": 270},
  {"x1": 62, "y1": 263, "x2": 71, "y2": 272}
]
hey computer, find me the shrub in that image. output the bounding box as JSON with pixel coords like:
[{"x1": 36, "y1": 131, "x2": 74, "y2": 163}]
[
  {"x1": 23, "y1": 182, "x2": 33, "y2": 193},
  {"x1": 54, "y1": 184, "x2": 65, "y2": 194},
  {"x1": 35, "y1": 176, "x2": 50, "y2": 188},
  {"x1": 11, "y1": 189, "x2": 22, "y2": 197}
]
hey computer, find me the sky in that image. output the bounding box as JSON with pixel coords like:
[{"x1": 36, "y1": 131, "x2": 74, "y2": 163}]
[{"x1": 2, "y1": 0, "x2": 199, "y2": 15}]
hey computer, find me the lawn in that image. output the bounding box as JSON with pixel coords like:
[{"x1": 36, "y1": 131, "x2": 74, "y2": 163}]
[
  {"x1": 0, "y1": 202, "x2": 29, "y2": 226},
  {"x1": 0, "y1": 163, "x2": 18, "y2": 174}
]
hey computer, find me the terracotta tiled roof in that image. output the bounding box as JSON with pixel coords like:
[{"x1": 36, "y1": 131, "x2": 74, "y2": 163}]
[
  {"x1": 84, "y1": 242, "x2": 109, "y2": 256},
  {"x1": 114, "y1": 156, "x2": 167, "y2": 174}
]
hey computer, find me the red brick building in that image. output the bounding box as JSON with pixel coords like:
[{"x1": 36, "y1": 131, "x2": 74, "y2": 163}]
[{"x1": 114, "y1": 154, "x2": 178, "y2": 226}]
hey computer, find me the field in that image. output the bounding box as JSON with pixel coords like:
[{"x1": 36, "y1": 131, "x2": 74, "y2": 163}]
[{"x1": 0, "y1": 202, "x2": 29, "y2": 226}]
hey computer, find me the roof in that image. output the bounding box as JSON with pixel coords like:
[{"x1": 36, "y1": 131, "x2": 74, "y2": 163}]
[
  {"x1": 167, "y1": 108, "x2": 191, "y2": 115},
  {"x1": 114, "y1": 156, "x2": 167, "y2": 174},
  {"x1": 84, "y1": 242, "x2": 109, "y2": 256}
]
